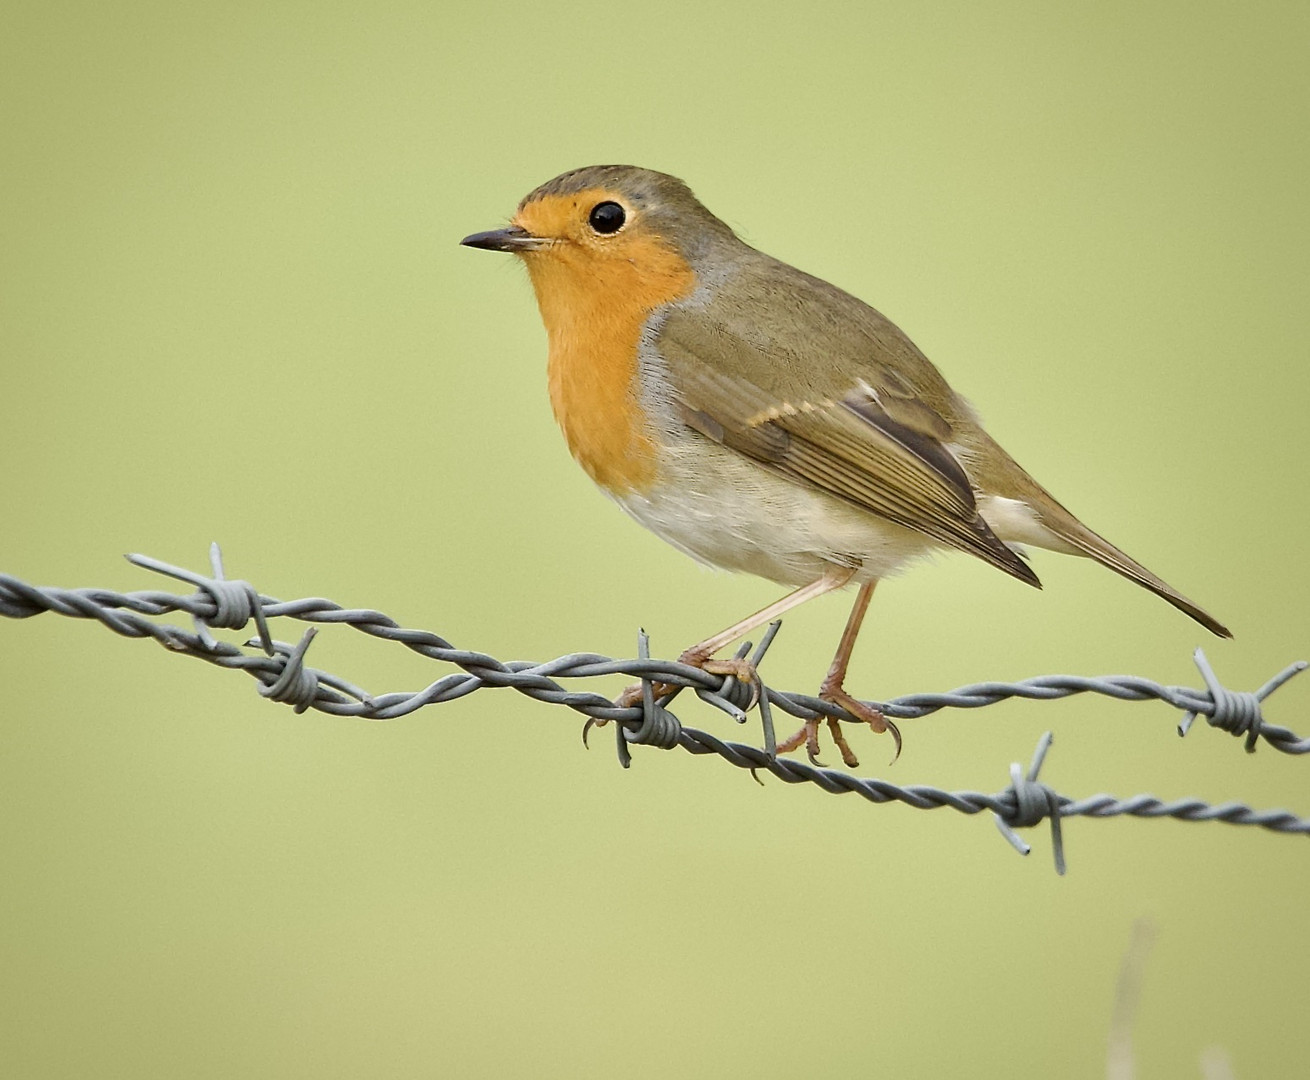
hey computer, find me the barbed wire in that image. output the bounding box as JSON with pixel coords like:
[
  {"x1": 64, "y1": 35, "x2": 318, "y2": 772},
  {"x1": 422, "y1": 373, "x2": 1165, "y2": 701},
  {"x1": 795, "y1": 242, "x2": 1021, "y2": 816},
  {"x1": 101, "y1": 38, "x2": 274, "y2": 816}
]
[{"x1": 2, "y1": 544, "x2": 1306, "y2": 874}]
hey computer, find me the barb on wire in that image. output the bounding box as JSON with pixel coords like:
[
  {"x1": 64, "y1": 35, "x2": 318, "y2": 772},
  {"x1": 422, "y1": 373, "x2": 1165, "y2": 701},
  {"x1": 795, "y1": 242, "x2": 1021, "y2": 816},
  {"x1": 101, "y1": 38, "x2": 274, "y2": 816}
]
[
  {"x1": 992, "y1": 732, "x2": 1066, "y2": 875},
  {"x1": 2, "y1": 546, "x2": 1307, "y2": 874}
]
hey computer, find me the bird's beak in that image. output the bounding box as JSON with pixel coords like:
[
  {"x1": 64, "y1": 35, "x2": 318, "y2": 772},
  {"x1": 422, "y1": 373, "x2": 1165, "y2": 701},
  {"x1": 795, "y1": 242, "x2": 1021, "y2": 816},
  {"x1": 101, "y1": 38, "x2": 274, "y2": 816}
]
[{"x1": 459, "y1": 225, "x2": 551, "y2": 253}]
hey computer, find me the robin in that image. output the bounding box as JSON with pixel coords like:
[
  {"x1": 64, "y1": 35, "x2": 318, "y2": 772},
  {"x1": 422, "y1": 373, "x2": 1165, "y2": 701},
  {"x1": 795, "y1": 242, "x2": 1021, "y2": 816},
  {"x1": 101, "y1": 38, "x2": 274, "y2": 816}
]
[{"x1": 461, "y1": 165, "x2": 1229, "y2": 767}]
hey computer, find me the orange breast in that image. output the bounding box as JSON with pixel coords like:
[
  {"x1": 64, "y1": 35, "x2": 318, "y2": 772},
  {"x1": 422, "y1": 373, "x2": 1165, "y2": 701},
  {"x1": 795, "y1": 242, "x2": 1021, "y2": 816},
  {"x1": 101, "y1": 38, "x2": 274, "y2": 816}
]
[{"x1": 516, "y1": 199, "x2": 696, "y2": 494}]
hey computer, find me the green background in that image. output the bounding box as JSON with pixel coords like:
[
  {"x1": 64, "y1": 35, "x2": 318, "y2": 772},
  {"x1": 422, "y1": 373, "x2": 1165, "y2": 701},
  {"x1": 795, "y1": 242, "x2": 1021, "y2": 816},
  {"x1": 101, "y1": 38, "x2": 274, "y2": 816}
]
[{"x1": 3, "y1": 1, "x2": 1307, "y2": 1076}]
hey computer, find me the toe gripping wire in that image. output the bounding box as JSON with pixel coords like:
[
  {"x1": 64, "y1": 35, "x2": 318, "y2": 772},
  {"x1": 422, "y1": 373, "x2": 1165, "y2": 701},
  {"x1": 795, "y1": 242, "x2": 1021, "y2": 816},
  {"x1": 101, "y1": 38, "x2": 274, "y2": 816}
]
[
  {"x1": 612, "y1": 622, "x2": 784, "y2": 769},
  {"x1": 993, "y1": 732, "x2": 1066, "y2": 875}
]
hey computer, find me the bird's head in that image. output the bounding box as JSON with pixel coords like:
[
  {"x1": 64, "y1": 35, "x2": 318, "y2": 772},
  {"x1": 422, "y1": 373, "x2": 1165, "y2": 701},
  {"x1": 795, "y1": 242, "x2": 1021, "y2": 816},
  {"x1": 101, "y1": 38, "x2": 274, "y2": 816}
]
[{"x1": 461, "y1": 165, "x2": 738, "y2": 327}]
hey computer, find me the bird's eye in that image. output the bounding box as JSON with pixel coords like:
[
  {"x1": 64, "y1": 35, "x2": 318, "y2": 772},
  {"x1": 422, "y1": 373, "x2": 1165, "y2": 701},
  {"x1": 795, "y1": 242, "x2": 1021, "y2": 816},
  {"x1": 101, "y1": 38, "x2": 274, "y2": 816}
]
[{"x1": 588, "y1": 201, "x2": 626, "y2": 234}]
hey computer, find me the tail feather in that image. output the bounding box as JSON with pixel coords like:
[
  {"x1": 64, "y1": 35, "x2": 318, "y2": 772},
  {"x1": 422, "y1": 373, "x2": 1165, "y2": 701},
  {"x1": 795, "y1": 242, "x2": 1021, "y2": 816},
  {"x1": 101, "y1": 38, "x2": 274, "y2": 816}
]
[
  {"x1": 1039, "y1": 512, "x2": 1232, "y2": 638},
  {"x1": 955, "y1": 430, "x2": 1229, "y2": 636}
]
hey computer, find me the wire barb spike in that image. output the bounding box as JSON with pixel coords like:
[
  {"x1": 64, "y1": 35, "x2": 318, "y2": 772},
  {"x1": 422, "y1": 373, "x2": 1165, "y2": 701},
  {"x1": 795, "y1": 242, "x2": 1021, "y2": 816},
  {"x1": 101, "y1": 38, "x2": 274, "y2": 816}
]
[
  {"x1": 1178, "y1": 648, "x2": 1306, "y2": 751},
  {"x1": 992, "y1": 732, "x2": 1067, "y2": 875}
]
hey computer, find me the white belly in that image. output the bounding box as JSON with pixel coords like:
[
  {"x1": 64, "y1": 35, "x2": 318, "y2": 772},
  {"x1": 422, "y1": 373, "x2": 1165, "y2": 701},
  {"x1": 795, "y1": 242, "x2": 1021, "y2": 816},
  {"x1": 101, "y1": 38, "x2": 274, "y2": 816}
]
[{"x1": 612, "y1": 436, "x2": 939, "y2": 587}]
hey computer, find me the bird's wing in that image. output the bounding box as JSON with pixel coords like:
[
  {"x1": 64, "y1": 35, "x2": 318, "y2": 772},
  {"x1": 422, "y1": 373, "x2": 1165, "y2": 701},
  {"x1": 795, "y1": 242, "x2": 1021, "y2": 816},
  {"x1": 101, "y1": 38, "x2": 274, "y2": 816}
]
[{"x1": 656, "y1": 305, "x2": 1040, "y2": 586}]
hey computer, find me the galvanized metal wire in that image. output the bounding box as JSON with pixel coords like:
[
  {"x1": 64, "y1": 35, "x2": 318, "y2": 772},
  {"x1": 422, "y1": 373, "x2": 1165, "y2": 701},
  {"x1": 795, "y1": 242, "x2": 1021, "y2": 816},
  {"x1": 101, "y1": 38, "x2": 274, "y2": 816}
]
[{"x1": 2, "y1": 544, "x2": 1307, "y2": 874}]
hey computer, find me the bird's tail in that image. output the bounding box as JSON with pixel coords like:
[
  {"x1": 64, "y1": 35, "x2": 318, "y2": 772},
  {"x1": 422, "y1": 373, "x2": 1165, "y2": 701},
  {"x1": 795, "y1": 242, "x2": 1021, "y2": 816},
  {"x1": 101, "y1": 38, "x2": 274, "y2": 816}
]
[
  {"x1": 970, "y1": 431, "x2": 1232, "y2": 638},
  {"x1": 1037, "y1": 508, "x2": 1231, "y2": 638}
]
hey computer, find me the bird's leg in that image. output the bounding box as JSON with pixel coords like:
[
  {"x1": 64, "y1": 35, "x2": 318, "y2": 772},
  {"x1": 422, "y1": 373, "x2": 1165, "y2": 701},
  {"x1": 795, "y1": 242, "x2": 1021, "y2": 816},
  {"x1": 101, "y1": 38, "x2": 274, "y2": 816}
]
[
  {"x1": 778, "y1": 579, "x2": 900, "y2": 767},
  {"x1": 821, "y1": 581, "x2": 901, "y2": 764},
  {"x1": 616, "y1": 566, "x2": 856, "y2": 711}
]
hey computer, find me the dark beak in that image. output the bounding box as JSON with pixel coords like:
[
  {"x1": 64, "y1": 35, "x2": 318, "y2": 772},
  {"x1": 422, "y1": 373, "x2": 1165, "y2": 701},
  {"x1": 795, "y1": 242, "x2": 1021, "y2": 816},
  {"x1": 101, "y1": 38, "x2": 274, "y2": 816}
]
[{"x1": 459, "y1": 225, "x2": 550, "y2": 252}]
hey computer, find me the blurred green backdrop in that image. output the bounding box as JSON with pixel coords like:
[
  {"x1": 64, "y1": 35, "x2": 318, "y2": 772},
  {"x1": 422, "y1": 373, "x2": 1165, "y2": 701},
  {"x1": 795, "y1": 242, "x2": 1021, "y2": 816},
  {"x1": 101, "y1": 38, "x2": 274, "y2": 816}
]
[{"x1": 2, "y1": 1, "x2": 1308, "y2": 1076}]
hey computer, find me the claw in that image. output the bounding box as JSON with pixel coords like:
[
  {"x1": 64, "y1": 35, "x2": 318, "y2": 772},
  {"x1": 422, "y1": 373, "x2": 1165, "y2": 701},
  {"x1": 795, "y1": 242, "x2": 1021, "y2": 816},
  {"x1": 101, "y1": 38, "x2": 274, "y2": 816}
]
[
  {"x1": 806, "y1": 721, "x2": 825, "y2": 767},
  {"x1": 777, "y1": 718, "x2": 826, "y2": 768},
  {"x1": 886, "y1": 717, "x2": 903, "y2": 764}
]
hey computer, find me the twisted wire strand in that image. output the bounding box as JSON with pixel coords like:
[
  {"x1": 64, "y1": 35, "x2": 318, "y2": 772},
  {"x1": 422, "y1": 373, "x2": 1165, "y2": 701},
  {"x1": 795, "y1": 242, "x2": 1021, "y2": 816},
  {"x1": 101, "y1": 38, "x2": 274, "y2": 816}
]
[
  {"x1": 673, "y1": 727, "x2": 1310, "y2": 832},
  {"x1": 2, "y1": 552, "x2": 1304, "y2": 751},
  {"x1": 2, "y1": 547, "x2": 1308, "y2": 874}
]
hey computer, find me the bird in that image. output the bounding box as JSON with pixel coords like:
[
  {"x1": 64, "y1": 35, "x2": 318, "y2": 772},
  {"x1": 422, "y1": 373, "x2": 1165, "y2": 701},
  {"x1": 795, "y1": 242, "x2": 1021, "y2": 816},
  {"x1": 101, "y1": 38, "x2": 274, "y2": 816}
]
[{"x1": 460, "y1": 165, "x2": 1229, "y2": 767}]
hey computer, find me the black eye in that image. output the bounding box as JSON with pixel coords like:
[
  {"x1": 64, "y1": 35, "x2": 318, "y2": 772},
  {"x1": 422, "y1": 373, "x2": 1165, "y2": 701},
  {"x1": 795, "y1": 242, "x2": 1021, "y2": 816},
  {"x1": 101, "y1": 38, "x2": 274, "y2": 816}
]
[{"x1": 588, "y1": 201, "x2": 626, "y2": 234}]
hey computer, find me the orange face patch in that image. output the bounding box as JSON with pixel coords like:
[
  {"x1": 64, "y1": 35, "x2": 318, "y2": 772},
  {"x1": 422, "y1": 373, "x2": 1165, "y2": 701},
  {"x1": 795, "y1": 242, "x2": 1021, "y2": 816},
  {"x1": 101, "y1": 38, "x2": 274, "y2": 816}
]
[{"x1": 512, "y1": 190, "x2": 696, "y2": 493}]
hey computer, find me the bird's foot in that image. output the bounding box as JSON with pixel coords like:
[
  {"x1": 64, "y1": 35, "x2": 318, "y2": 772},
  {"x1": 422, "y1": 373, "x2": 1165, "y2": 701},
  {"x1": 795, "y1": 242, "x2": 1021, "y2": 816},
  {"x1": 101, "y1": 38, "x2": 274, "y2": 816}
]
[
  {"x1": 776, "y1": 717, "x2": 825, "y2": 765},
  {"x1": 614, "y1": 651, "x2": 761, "y2": 713},
  {"x1": 692, "y1": 654, "x2": 762, "y2": 710},
  {"x1": 775, "y1": 715, "x2": 864, "y2": 769},
  {"x1": 777, "y1": 681, "x2": 901, "y2": 769},
  {"x1": 824, "y1": 683, "x2": 902, "y2": 766}
]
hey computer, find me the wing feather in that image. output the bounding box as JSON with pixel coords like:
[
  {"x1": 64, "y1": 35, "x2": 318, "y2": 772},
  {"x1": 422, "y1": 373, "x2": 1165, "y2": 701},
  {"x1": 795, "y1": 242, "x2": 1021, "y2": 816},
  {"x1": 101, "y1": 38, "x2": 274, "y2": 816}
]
[{"x1": 660, "y1": 308, "x2": 1039, "y2": 586}]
